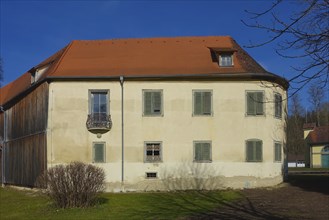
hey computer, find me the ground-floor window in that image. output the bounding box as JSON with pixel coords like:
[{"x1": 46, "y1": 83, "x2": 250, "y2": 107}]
[
  {"x1": 193, "y1": 141, "x2": 212, "y2": 162},
  {"x1": 145, "y1": 142, "x2": 162, "y2": 162},
  {"x1": 93, "y1": 142, "x2": 106, "y2": 163},
  {"x1": 246, "y1": 139, "x2": 262, "y2": 162}
]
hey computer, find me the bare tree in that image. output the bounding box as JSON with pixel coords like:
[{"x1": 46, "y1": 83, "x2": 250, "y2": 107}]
[
  {"x1": 242, "y1": 0, "x2": 329, "y2": 94},
  {"x1": 308, "y1": 80, "x2": 325, "y2": 125},
  {"x1": 286, "y1": 94, "x2": 307, "y2": 164}
]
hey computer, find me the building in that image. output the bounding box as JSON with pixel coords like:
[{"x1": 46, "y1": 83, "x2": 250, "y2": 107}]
[
  {"x1": 304, "y1": 124, "x2": 329, "y2": 168},
  {"x1": 0, "y1": 36, "x2": 288, "y2": 191}
]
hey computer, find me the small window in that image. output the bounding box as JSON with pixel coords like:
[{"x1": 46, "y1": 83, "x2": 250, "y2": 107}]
[
  {"x1": 246, "y1": 91, "x2": 264, "y2": 116},
  {"x1": 193, "y1": 90, "x2": 212, "y2": 116},
  {"x1": 194, "y1": 141, "x2": 212, "y2": 162},
  {"x1": 145, "y1": 142, "x2": 162, "y2": 163},
  {"x1": 246, "y1": 139, "x2": 262, "y2": 162},
  {"x1": 146, "y1": 172, "x2": 157, "y2": 179},
  {"x1": 274, "y1": 93, "x2": 282, "y2": 118},
  {"x1": 143, "y1": 90, "x2": 163, "y2": 116},
  {"x1": 274, "y1": 142, "x2": 282, "y2": 162},
  {"x1": 93, "y1": 142, "x2": 105, "y2": 163},
  {"x1": 219, "y1": 54, "x2": 233, "y2": 67}
]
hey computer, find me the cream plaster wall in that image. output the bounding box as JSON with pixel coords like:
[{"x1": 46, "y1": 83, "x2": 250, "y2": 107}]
[
  {"x1": 47, "y1": 80, "x2": 287, "y2": 191},
  {"x1": 311, "y1": 145, "x2": 324, "y2": 167}
]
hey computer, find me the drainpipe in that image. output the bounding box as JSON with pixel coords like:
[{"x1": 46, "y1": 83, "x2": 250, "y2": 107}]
[{"x1": 119, "y1": 76, "x2": 124, "y2": 191}]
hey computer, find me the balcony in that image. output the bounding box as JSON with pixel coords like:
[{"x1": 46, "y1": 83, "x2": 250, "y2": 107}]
[{"x1": 86, "y1": 113, "x2": 112, "y2": 133}]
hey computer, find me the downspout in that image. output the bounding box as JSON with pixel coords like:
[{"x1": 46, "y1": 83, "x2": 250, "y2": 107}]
[{"x1": 119, "y1": 76, "x2": 125, "y2": 191}]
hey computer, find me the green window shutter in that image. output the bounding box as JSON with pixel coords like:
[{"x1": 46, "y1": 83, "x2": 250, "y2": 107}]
[
  {"x1": 246, "y1": 140, "x2": 262, "y2": 162},
  {"x1": 202, "y1": 143, "x2": 211, "y2": 161},
  {"x1": 255, "y1": 141, "x2": 262, "y2": 161},
  {"x1": 246, "y1": 141, "x2": 253, "y2": 161},
  {"x1": 247, "y1": 93, "x2": 256, "y2": 115},
  {"x1": 275, "y1": 143, "x2": 281, "y2": 161},
  {"x1": 194, "y1": 91, "x2": 212, "y2": 115},
  {"x1": 203, "y1": 92, "x2": 212, "y2": 115},
  {"x1": 194, "y1": 143, "x2": 202, "y2": 161},
  {"x1": 256, "y1": 92, "x2": 264, "y2": 115},
  {"x1": 94, "y1": 143, "x2": 105, "y2": 163},
  {"x1": 275, "y1": 94, "x2": 282, "y2": 118},
  {"x1": 144, "y1": 92, "x2": 152, "y2": 115},
  {"x1": 194, "y1": 92, "x2": 202, "y2": 115},
  {"x1": 194, "y1": 142, "x2": 211, "y2": 161},
  {"x1": 152, "y1": 92, "x2": 162, "y2": 114}
]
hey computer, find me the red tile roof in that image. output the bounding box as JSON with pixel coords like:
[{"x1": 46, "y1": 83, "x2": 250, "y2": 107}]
[
  {"x1": 0, "y1": 36, "x2": 289, "y2": 108},
  {"x1": 307, "y1": 126, "x2": 329, "y2": 145}
]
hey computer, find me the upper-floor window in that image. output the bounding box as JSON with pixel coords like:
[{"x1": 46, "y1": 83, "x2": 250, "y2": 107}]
[
  {"x1": 246, "y1": 139, "x2": 262, "y2": 162},
  {"x1": 194, "y1": 141, "x2": 212, "y2": 162},
  {"x1": 219, "y1": 54, "x2": 233, "y2": 67},
  {"x1": 87, "y1": 90, "x2": 112, "y2": 132},
  {"x1": 145, "y1": 142, "x2": 162, "y2": 163},
  {"x1": 93, "y1": 142, "x2": 106, "y2": 163},
  {"x1": 274, "y1": 93, "x2": 282, "y2": 119},
  {"x1": 246, "y1": 91, "x2": 264, "y2": 116},
  {"x1": 143, "y1": 90, "x2": 163, "y2": 116},
  {"x1": 90, "y1": 90, "x2": 109, "y2": 114},
  {"x1": 274, "y1": 142, "x2": 282, "y2": 162},
  {"x1": 193, "y1": 90, "x2": 212, "y2": 116}
]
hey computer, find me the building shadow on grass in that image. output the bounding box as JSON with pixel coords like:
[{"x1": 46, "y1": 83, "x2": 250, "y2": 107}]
[{"x1": 286, "y1": 173, "x2": 329, "y2": 195}]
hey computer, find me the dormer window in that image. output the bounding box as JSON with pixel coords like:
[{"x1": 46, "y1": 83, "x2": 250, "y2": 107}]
[
  {"x1": 30, "y1": 65, "x2": 50, "y2": 84},
  {"x1": 219, "y1": 53, "x2": 233, "y2": 67},
  {"x1": 208, "y1": 47, "x2": 235, "y2": 67}
]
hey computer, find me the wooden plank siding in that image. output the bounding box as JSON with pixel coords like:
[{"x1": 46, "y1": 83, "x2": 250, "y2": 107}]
[
  {"x1": 0, "y1": 112, "x2": 3, "y2": 183},
  {"x1": 3, "y1": 82, "x2": 48, "y2": 186}
]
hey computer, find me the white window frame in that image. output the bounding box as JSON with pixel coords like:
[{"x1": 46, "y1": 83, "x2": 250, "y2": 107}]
[
  {"x1": 274, "y1": 141, "x2": 282, "y2": 162},
  {"x1": 192, "y1": 90, "x2": 213, "y2": 116},
  {"x1": 92, "y1": 142, "x2": 106, "y2": 163},
  {"x1": 246, "y1": 139, "x2": 263, "y2": 162},
  {"x1": 142, "y1": 90, "x2": 163, "y2": 116},
  {"x1": 246, "y1": 91, "x2": 265, "y2": 116},
  {"x1": 144, "y1": 142, "x2": 162, "y2": 163},
  {"x1": 274, "y1": 93, "x2": 282, "y2": 119},
  {"x1": 193, "y1": 141, "x2": 212, "y2": 163},
  {"x1": 219, "y1": 53, "x2": 234, "y2": 67}
]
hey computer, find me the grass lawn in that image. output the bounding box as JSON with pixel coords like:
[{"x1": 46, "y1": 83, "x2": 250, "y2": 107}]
[{"x1": 0, "y1": 187, "x2": 240, "y2": 220}]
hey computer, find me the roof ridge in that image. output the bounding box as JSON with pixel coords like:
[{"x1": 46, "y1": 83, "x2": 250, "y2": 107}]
[{"x1": 73, "y1": 35, "x2": 233, "y2": 43}]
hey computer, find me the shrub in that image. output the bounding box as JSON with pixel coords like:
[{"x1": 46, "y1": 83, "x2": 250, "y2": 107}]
[{"x1": 36, "y1": 161, "x2": 105, "y2": 208}]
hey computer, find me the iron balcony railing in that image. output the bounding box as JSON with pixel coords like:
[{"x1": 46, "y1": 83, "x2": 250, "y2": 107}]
[{"x1": 86, "y1": 113, "x2": 112, "y2": 132}]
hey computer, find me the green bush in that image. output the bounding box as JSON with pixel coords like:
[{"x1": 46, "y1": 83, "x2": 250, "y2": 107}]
[{"x1": 36, "y1": 161, "x2": 105, "y2": 208}]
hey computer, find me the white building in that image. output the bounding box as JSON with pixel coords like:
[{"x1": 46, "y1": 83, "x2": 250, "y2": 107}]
[{"x1": 0, "y1": 36, "x2": 288, "y2": 191}]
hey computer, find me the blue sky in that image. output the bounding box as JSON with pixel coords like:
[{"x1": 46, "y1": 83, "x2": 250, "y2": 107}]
[{"x1": 0, "y1": 0, "x2": 326, "y2": 107}]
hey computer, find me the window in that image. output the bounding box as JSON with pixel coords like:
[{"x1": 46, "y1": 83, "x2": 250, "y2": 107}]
[
  {"x1": 145, "y1": 142, "x2": 162, "y2": 162},
  {"x1": 274, "y1": 93, "x2": 282, "y2": 118},
  {"x1": 194, "y1": 141, "x2": 212, "y2": 162},
  {"x1": 193, "y1": 90, "x2": 212, "y2": 116},
  {"x1": 143, "y1": 90, "x2": 163, "y2": 116},
  {"x1": 219, "y1": 54, "x2": 233, "y2": 67},
  {"x1": 246, "y1": 91, "x2": 264, "y2": 116},
  {"x1": 246, "y1": 139, "x2": 262, "y2": 162},
  {"x1": 274, "y1": 142, "x2": 282, "y2": 162},
  {"x1": 146, "y1": 172, "x2": 157, "y2": 179},
  {"x1": 89, "y1": 90, "x2": 109, "y2": 114},
  {"x1": 93, "y1": 142, "x2": 105, "y2": 163}
]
